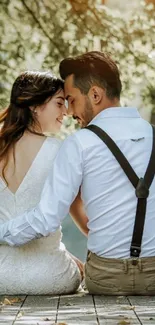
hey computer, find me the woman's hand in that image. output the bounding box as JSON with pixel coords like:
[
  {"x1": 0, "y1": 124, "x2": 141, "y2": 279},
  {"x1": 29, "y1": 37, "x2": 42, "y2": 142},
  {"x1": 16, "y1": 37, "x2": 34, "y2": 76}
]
[
  {"x1": 69, "y1": 252, "x2": 84, "y2": 280},
  {"x1": 74, "y1": 256, "x2": 84, "y2": 280}
]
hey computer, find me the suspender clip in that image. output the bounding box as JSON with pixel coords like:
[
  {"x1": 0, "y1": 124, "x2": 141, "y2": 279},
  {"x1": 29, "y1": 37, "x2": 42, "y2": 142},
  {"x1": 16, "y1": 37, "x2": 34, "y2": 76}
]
[
  {"x1": 135, "y1": 178, "x2": 149, "y2": 199},
  {"x1": 130, "y1": 245, "x2": 141, "y2": 257}
]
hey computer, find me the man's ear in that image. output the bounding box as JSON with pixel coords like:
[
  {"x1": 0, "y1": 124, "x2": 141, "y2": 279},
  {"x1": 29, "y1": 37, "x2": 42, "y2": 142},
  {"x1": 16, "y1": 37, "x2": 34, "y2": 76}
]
[{"x1": 88, "y1": 86, "x2": 105, "y2": 105}]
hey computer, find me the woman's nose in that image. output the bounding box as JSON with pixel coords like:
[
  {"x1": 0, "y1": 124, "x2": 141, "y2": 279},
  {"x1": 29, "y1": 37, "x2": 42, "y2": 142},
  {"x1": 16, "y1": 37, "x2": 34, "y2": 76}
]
[
  {"x1": 67, "y1": 105, "x2": 73, "y2": 116},
  {"x1": 62, "y1": 105, "x2": 67, "y2": 116}
]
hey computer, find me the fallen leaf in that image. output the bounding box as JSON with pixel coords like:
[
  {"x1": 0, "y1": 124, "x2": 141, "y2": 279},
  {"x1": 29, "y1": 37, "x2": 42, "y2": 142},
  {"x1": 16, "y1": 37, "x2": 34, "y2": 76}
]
[
  {"x1": 116, "y1": 296, "x2": 125, "y2": 304},
  {"x1": 3, "y1": 298, "x2": 12, "y2": 305},
  {"x1": 9, "y1": 297, "x2": 23, "y2": 304},
  {"x1": 2, "y1": 297, "x2": 23, "y2": 306},
  {"x1": 43, "y1": 318, "x2": 51, "y2": 321},
  {"x1": 86, "y1": 311, "x2": 94, "y2": 314},
  {"x1": 65, "y1": 303, "x2": 72, "y2": 306},
  {"x1": 118, "y1": 321, "x2": 131, "y2": 325},
  {"x1": 17, "y1": 311, "x2": 24, "y2": 319},
  {"x1": 78, "y1": 292, "x2": 87, "y2": 297},
  {"x1": 122, "y1": 305, "x2": 135, "y2": 310}
]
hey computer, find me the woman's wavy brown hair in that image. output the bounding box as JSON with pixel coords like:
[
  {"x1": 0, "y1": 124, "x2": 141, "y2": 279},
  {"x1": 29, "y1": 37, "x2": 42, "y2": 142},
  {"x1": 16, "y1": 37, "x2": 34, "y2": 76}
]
[{"x1": 0, "y1": 71, "x2": 64, "y2": 185}]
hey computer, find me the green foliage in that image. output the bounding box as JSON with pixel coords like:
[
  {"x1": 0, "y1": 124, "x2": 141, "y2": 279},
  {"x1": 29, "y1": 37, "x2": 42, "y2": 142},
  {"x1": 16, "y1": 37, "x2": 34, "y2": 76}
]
[{"x1": 0, "y1": 0, "x2": 155, "y2": 112}]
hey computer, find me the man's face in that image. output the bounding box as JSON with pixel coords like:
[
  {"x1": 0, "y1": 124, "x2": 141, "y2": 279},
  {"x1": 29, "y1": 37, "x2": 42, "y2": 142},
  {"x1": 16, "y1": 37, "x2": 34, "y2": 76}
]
[{"x1": 64, "y1": 74, "x2": 94, "y2": 128}]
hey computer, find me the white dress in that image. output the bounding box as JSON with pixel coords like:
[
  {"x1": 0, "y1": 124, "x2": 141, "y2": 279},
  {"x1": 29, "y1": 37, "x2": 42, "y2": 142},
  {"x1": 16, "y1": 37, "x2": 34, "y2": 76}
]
[{"x1": 0, "y1": 137, "x2": 81, "y2": 295}]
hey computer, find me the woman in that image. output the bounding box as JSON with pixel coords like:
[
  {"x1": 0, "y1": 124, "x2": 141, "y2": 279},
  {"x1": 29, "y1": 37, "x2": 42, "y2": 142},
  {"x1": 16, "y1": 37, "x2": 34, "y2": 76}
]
[{"x1": 0, "y1": 71, "x2": 82, "y2": 295}]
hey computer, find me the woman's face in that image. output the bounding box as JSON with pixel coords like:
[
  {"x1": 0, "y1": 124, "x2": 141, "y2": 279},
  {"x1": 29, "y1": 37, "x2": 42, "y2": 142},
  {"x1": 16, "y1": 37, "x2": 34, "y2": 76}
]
[{"x1": 36, "y1": 89, "x2": 66, "y2": 133}]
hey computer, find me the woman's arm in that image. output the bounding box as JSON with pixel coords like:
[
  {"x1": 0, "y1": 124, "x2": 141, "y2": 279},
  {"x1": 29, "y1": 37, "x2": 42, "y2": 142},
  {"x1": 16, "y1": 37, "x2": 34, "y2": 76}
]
[{"x1": 69, "y1": 191, "x2": 89, "y2": 236}]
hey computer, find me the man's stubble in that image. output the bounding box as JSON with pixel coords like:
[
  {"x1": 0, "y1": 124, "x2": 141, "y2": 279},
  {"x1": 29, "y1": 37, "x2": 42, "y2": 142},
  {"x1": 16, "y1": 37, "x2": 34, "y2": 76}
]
[{"x1": 82, "y1": 96, "x2": 94, "y2": 128}]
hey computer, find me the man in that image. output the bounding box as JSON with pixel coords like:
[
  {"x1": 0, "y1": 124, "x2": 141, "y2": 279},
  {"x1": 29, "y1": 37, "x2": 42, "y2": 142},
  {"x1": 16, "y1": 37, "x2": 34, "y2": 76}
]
[{"x1": 0, "y1": 51, "x2": 155, "y2": 295}]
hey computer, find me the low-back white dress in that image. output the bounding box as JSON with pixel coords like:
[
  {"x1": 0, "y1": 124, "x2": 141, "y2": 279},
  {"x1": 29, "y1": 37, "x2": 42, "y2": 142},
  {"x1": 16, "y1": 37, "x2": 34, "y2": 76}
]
[{"x1": 0, "y1": 137, "x2": 81, "y2": 295}]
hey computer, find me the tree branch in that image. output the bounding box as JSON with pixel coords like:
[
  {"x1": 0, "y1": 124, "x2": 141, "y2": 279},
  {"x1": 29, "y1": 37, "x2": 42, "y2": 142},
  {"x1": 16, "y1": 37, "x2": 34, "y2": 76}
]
[
  {"x1": 21, "y1": 0, "x2": 64, "y2": 57},
  {"x1": 87, "y1": 5, "x2": 151, "y2": 64}
]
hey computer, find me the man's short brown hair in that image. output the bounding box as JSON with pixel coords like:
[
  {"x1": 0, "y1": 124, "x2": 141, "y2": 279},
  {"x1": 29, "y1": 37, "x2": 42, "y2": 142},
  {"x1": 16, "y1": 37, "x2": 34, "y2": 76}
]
[{"x1": 59, "y1": 51, "x2": 122, "y2": 99}]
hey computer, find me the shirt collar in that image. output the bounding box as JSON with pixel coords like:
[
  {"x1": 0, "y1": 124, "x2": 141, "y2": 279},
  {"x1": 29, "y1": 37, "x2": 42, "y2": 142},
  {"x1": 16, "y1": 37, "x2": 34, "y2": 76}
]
[{"x1": 90, "y1": 107, "x2": 141, "y2": 124}]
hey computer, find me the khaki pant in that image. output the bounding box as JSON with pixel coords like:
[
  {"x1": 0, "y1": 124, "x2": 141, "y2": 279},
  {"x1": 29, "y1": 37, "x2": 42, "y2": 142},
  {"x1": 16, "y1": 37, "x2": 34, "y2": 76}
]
[{"x1": 85, "y1": 251, "x2": 155, "y2": 295}]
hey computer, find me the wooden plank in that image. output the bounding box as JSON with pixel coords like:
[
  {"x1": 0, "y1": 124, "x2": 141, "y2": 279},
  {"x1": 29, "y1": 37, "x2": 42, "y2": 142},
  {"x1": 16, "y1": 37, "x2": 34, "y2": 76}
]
[
  {"x1": 14, "y1": 295, "x2": 59, "y2": 325},
  {"x1": 94, "y1": 295, "x2": 141, "y2": 325},
  {"x1": 0, "y1": 295, "x2": 25, "y2": 325},
  {"x1": 128, "y1": 296, "x2": 155, "y2": 325},
  {"x1": 2, "y1": 294, "x2": 155, "y2": 325},
  {"x1": 57, "y1": 293, "x2": 98, "y2": 324}
]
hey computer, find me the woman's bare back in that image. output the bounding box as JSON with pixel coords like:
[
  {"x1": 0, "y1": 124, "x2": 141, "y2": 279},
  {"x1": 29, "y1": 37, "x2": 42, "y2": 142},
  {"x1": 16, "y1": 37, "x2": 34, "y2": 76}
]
[
  {"x1": 0, "y1": 135, "x2": 81, "y2": 295},
  {"x1": 0, "y1": 132, "x2": 47, "y2": 194}
]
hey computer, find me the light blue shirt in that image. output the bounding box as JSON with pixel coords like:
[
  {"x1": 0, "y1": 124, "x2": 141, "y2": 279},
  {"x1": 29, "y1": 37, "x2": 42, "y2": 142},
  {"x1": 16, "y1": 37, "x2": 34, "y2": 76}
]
[{"x1": 0, "y1": 107, "x2": 155, "y2": 258}]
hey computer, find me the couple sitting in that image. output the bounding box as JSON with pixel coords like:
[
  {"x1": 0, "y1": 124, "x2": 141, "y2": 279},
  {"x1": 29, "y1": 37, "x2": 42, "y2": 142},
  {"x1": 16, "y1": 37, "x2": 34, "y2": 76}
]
[{"x1": 0, "y1": 51, "x2": 155, "y2": 296}]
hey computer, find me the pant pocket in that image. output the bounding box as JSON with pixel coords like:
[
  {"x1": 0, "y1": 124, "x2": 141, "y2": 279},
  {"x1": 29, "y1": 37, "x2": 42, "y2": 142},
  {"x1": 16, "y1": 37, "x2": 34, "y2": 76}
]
[
  {"x1": 85, "y1": 262, "x2": 119, "y2": 292},
  {"x1": 85, "y1": 273, "x2": 120, "y2": 295}
]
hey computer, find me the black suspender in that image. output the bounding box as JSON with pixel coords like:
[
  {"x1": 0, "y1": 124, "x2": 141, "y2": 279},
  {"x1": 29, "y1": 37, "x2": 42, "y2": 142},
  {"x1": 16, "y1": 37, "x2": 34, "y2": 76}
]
[{"x1": 86, "y1": 124, "x2": 155, "y2": 258}]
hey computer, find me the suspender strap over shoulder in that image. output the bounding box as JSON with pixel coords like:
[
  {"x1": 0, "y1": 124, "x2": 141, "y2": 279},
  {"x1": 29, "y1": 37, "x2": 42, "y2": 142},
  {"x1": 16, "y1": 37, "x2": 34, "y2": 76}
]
[{"x1": 86, "y1": 124, "x2": 155, "y2": 258}]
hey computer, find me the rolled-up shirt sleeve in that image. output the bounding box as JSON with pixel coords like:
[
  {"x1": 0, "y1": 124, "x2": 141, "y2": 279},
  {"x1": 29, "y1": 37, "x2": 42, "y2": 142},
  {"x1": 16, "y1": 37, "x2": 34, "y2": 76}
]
[{"x1": 0, "y1": 134, "x2": 83, "y2": 246}]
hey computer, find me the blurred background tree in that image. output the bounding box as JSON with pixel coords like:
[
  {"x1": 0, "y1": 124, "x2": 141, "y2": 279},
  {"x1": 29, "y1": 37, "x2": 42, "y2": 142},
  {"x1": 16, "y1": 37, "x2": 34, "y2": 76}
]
[{"x1": 0, "y1": 0, "x2": 155, "y2": 120}]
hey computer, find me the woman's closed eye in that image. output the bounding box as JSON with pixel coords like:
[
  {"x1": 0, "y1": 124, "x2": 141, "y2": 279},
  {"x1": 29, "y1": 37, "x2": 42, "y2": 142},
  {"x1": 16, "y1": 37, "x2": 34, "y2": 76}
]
[{"x1": 57, "y1": 102, "x2": 64, "y2": 107}]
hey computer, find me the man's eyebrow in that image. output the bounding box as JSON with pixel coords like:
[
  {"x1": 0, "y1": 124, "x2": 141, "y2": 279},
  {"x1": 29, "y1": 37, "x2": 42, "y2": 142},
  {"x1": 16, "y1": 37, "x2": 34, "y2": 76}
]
[{"x1": 65, "y1": 95, "x2": 71, "y2": 100}]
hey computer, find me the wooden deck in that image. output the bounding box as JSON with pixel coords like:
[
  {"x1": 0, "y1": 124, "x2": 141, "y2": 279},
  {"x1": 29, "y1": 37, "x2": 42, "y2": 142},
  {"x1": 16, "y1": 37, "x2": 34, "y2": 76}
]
[{"x1": 0, "y1": 292, "x2": 155, "y2": 325}]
